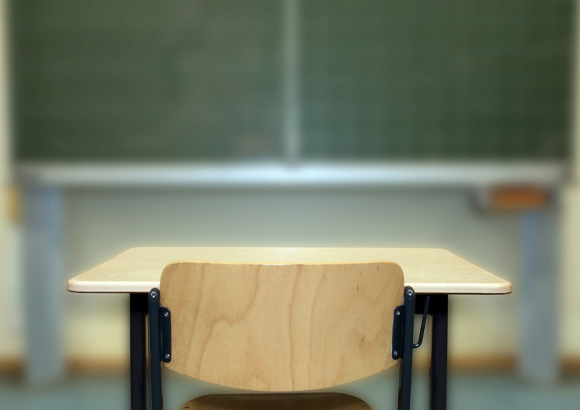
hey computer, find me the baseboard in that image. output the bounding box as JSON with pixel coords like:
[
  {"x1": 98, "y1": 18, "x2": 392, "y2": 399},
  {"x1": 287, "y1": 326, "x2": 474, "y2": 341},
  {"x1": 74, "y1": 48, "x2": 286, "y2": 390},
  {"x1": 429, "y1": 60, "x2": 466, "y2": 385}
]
[
  {"x1": 0, "y1": 358, "x2": 23, "y2": 374},
  {"x1": 0, "y1": 356, "x2": 128, "y2": 375},
  {"x1": 449, "y1": 354, "x2": 518, "y2": 372},
  {"x1": 562, "y1": 356, "x2": 580, "y2": 374},
  {"x1": 405, "y1": 354, "x2": 515, "y2": 372},
  {"x1": 1, "y1": 355, "x2": 579, "y2": 375},
  {"x1": 66, "y1": 357, "x2": 129, "y2": 373}
]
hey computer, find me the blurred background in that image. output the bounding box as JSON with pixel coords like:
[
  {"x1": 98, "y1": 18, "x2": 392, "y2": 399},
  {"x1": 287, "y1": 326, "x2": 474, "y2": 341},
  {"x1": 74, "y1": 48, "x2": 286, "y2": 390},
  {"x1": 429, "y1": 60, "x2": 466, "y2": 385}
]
[{"x1": 1, "y1": 0, "x2": 580, "y2": 409}]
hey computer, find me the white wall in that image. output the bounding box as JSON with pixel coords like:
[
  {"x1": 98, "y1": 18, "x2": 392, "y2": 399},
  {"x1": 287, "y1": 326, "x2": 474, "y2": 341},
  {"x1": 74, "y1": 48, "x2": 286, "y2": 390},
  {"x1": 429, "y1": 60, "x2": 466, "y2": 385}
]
[
  {"x1": 0, "y1": 0, "x2": 18, "y2": 361},
  {"x1": 558, "y1": 0, "x2": 580, "y2": 359},
  {"x1": 562, "y1": 187, "x2": 580, "y2": 356},
  {"x1": 0, "y1": 0, "x2": 7, "y2": 268},
  {"x1": 1, "y1": 0, "x2": 579, "y2": 369},
  {"x1": 63, "y1": 187, "x2": 520, "y2": 362}
]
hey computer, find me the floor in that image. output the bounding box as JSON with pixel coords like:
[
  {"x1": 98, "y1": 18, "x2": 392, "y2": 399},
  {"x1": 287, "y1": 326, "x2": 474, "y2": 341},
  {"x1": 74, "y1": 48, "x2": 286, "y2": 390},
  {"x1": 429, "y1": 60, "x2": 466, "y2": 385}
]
[{"x1": 0, "y1": 371, "x2": 578, "y2": 410}]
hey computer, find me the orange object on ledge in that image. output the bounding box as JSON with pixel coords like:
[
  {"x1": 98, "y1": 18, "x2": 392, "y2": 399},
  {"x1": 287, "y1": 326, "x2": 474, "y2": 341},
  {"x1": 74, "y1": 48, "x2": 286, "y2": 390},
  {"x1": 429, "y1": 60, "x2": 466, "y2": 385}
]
[{"x1": 489, "y1": 186, "x2": 550, "y2": 210}]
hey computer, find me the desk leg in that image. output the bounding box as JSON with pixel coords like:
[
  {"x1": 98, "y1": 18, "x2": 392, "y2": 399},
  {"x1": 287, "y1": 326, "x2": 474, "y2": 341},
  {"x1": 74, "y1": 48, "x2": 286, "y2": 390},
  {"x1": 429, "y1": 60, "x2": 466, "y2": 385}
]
[
  {"x1": 130, "y1": 293, "x2": 148, "y2": 410},
  {"x1": 429, "y1": 295, "x2": 448, "y2": 410}
]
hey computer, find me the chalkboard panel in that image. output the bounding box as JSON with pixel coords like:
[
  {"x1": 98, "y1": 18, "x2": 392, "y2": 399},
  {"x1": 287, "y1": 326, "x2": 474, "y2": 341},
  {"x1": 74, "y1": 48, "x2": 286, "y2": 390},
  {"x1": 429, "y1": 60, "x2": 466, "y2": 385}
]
[
  {"x1": 13, "y1": 0, "x2": 573, "y2": 161},
  {"x1": 302, "y1": 0, "x2": 573, "y2": 160},
  {"x1": 13, "y1": 0, "x2": 284, "y2": 161}
]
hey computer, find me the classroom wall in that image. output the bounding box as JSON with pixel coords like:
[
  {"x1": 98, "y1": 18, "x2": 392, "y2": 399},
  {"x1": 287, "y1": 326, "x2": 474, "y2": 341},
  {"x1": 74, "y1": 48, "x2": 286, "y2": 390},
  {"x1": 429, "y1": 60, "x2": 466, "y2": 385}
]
[
  {"x1": 559, "y1": 1, "x2": 580, "y2": 359},
  {"x1": 62, "y1": 188, "x2": 520, "y2": 365},
  {"x1": 57, "y1": 185, "x2": 580, "y2": 367},
  {"x1": 0, "y1": 0, "x2": 6, "y2": 280},
  {"x1": 562, "y1": 186, "x2": 580, "y2": 357},
  {"x1": 0, "y1": 0, "x2": 17, "y2": 364},
  {"x1": 4, "y1": 185, "x2": 579, "y2": 369},
  {"x1": 1, "y1": 0, "x2": 579, "y2": 372}
]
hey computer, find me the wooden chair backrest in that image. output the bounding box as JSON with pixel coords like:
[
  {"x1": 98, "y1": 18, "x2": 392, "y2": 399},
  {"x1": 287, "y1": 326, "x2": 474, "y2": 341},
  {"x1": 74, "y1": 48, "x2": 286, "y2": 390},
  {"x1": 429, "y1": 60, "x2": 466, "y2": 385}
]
[{"x1": 159, "y1": 261, "x2": 404, "y2": 391}]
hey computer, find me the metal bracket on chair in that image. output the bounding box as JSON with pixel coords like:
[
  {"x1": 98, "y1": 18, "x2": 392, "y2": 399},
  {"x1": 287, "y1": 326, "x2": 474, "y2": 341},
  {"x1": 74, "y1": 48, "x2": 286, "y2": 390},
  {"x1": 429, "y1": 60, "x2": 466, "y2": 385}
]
[
  {"x1": 149, "y1": 288, "x2": 163, "y2": 410},
  {"x1": 392, "y1": 305, "x2": 405, "y2": 359},
  {"x1": 149, "y1": 290, "x2": 171, "y2": 410},
  {"x1": 159, "y1": 307, "x2": 172, "y2": 363},
  {"x1": 397, "y1": 287, "x2": 416, "y2": 410}
]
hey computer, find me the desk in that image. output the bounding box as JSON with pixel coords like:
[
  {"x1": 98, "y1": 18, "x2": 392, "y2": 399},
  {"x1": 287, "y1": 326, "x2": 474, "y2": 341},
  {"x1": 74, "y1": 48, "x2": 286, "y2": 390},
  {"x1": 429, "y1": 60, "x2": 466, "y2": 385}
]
[{"x1": 67, "y1": 247, "x2": 511, "y2": 410}]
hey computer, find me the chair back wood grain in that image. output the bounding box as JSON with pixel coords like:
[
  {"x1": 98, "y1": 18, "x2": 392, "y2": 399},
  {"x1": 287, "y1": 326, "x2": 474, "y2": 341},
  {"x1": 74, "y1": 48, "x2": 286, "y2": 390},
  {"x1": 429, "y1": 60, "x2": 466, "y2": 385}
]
[{"x1": 159, "y1": 261, "x2": 404, "y2": 391}]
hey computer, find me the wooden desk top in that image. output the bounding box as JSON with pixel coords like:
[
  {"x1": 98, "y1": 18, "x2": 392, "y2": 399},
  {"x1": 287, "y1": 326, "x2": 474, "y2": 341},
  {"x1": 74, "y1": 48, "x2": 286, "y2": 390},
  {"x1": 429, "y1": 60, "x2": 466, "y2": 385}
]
[{"x1": 67, "y1": 247, "x2": 512, "y2": 295}]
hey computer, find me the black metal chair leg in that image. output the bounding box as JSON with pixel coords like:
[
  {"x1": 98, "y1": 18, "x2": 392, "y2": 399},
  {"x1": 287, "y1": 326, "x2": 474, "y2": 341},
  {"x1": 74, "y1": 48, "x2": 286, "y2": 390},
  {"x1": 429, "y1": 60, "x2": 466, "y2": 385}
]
[{"x1": 130, "y1": 293, "x2": 148, "y2": 410}]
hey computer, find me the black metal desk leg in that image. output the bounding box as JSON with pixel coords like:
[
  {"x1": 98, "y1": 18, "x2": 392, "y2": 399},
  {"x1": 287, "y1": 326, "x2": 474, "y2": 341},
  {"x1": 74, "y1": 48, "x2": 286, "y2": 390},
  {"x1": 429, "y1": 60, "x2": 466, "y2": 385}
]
[
  {"x1": 130, "y1": 293, "x2": 148, "y2": 410},
  {"x1": 430, "y1": 294, "x2": 448, "y2": 410}
]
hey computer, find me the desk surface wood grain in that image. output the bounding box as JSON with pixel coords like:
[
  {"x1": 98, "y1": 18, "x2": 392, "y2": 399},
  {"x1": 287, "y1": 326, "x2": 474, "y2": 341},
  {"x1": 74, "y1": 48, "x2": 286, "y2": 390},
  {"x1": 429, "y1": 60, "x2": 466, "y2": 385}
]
[{"x1": 67, "y1": 247, "x2": 512, "y2": 295}]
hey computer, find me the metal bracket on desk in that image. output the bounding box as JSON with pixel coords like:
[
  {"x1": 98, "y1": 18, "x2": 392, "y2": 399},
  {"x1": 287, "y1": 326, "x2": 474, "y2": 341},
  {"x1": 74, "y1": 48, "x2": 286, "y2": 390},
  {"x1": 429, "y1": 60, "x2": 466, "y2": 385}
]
[
  {"x1": 392, "y1": 294, "x2": 430, "y2": 359},
  {"x1": 414, "y1": 295, "x2": 431, "y2": 349}
]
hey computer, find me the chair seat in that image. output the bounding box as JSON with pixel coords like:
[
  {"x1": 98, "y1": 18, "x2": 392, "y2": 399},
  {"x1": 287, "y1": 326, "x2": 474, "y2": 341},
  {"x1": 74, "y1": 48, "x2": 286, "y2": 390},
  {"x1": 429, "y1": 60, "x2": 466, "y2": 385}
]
[{"x1": 180, "y1": 393, "x2": 372, "y2": 410}]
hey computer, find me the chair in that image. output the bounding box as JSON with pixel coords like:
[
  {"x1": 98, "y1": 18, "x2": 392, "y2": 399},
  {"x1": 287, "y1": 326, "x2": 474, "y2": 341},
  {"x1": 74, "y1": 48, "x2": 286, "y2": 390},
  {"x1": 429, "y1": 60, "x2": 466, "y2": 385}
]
[{"x1": 148, "y1": 261, "x2": 421, "y2": 410}]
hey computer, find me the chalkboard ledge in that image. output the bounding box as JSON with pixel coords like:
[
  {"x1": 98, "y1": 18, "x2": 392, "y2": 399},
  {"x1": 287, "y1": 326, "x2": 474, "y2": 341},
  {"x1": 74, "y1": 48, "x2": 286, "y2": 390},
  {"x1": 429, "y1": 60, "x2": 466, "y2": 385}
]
[{"x1": 16, "y1": 161, "x2": 566, "y2": 188}]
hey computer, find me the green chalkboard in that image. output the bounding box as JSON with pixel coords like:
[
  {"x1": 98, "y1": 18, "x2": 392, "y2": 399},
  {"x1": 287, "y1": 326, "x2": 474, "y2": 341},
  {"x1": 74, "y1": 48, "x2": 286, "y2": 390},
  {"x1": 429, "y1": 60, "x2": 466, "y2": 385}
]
[
  {"x1": 302, "y1": 0, "x2": 575, "y2": 160},
  {"x1": 13, "y1": 0, "x2": 284, "y2": 161},
  {"x1": 12, "y1": 0, "x2": 574, "y2": 161}
]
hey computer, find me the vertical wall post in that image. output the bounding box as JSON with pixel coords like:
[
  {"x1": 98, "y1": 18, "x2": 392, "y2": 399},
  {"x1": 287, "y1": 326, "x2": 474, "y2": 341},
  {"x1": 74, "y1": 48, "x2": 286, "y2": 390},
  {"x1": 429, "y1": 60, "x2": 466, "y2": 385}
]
[
  {"x1": 520, "y1": 208, "x2": 559, "y2": 382},
  {"x1": 22, "y1": 184, "x2": 64, "y2": 383}
]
